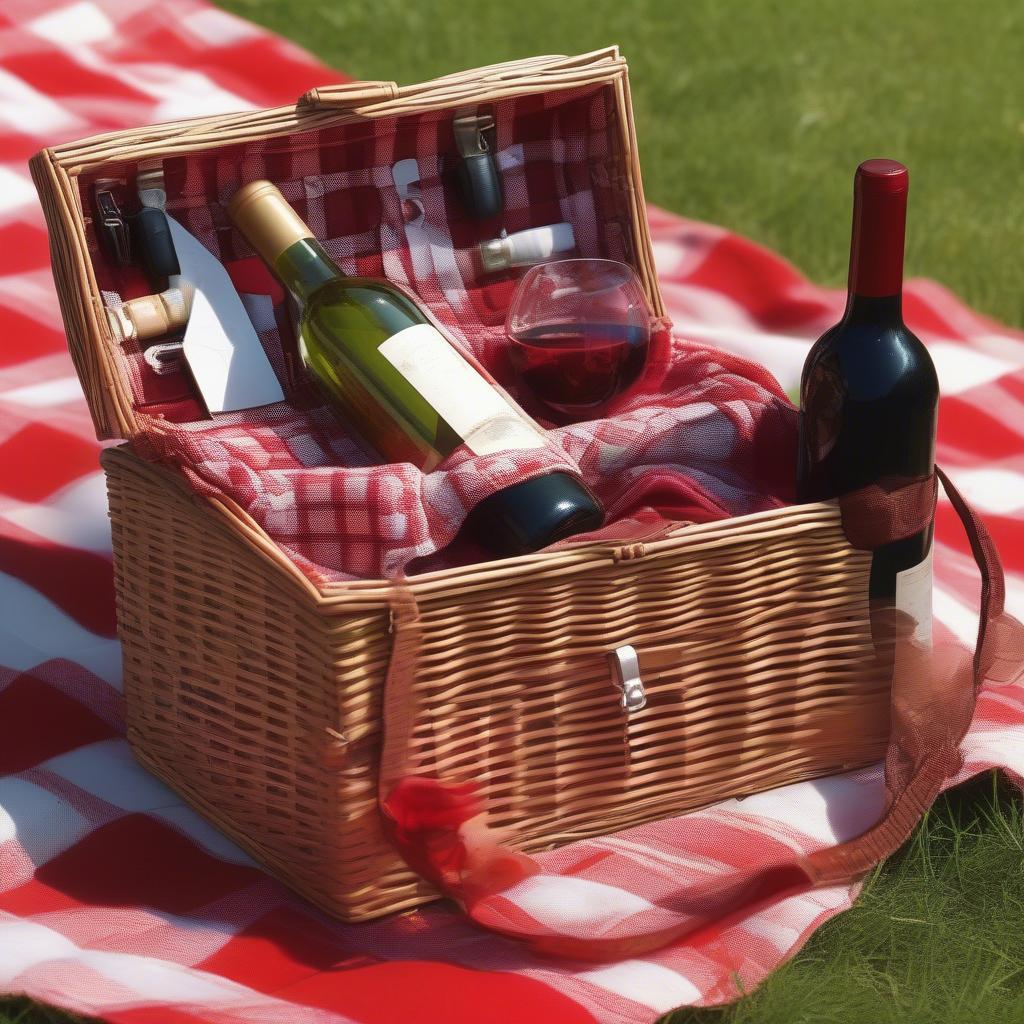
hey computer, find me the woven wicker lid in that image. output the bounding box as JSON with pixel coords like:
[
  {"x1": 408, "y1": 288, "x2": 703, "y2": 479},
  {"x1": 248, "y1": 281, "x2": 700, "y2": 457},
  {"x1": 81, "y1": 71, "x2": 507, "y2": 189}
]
[{"x1": 30, "y1": 48, "x2": 664, "y2": 441}]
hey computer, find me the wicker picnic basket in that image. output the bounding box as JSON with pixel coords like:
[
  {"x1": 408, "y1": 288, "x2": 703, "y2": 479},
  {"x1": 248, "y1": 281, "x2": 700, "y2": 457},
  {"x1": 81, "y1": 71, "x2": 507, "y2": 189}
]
[{"x1": 31, "y1": 49, "x2": 890, "y2": 922}]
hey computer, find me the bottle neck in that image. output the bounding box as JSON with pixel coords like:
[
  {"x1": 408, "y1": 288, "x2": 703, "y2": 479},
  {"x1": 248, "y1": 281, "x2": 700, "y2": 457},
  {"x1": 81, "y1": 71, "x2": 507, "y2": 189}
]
[
  {"x1": 274, "y1": 238, "x2": 343, "y2": 304},
  {"x1": 845, "y1": 173, "x2": 907, "y2": 320},
  {"x1": 842, "y1": 291, "x2": 903, "y2": 324}
]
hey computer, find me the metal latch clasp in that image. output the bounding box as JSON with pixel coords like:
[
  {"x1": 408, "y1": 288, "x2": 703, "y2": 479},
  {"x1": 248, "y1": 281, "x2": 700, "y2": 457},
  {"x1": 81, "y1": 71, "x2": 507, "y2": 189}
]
[
  {"x1": 136, "y1": 161, "x2": 167, "y2": 210},
  {"x1": 93, "y1": 182, "x2": 133, "y2": 266},
  {"x1": 609, "y1": 645, "x2": 647, "y2": 713},
  {"x1": 453, "y1": 111, "x2": 495, "y2": 157}
]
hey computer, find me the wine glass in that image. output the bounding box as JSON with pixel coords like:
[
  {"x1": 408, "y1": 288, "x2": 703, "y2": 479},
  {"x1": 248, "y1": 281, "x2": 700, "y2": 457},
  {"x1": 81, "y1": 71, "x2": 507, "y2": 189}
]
[{"x1": 505, "y1": 258, "x2": 652, "y2": 421}]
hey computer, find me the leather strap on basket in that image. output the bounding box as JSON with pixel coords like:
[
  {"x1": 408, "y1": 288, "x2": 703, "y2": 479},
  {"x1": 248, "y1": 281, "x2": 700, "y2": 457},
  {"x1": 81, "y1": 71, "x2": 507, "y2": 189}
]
[
  {"x1": 377, "y1": 574, "x2": 424, "y2": 804},
  {"x1": 805, "y1": 467, "x2": 1002, "y2": 883},
  {"x1": 378, "y1": 469, "x2": 1024, "y2": 960}
]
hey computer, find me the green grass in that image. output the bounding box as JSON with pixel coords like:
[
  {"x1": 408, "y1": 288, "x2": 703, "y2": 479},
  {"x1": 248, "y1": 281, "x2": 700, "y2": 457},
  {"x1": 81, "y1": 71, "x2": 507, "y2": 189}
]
[
  {"x1": 665, "y1": 773, "x2": 1024, "y2": 1023},
  {"x1": 221, "y1": 0, "x2": 1024, "y2": 328},
  {"x1": 0, "y1": 1002, "x2": 90, "y2": 1024},
  {"x1": 9, "y1": 2, "x2": 1024, "y2": 1021}
]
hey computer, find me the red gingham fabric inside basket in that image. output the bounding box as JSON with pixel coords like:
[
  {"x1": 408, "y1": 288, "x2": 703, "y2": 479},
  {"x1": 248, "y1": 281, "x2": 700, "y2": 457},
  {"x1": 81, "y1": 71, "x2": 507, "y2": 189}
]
[{"x1": 84, "y1": 84, "x2": 798, "y2": 582}]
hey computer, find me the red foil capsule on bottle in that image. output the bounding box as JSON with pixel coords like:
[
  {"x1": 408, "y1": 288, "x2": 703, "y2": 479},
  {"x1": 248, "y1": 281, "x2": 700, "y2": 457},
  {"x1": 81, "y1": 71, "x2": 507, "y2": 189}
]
[{"x1": 847, "y1": 158, "x2": 908, "y2": 298}]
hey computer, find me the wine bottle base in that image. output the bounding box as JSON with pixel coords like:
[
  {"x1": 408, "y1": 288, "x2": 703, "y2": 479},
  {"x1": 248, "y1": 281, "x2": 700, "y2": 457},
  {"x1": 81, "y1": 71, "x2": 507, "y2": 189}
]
[{"x1": 464, "y1": 472, "x2": 604, "y2": 556}]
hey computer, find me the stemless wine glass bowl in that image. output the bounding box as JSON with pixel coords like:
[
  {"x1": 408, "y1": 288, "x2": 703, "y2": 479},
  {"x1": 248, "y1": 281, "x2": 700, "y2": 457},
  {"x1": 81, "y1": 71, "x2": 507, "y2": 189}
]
[{"x1": 505, "y1": 258, "x2": 652, "y2": 421}]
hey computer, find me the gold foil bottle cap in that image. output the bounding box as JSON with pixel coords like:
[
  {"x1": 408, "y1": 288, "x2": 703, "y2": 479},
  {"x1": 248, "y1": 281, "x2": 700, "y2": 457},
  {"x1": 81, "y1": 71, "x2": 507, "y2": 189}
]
[{"x1": 228, "y1": 180, "x2": 313, "y2": 264}]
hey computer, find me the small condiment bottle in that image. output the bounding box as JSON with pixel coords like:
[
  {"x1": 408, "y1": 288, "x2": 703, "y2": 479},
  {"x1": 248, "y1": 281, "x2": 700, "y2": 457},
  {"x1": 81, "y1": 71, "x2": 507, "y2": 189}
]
[{"x1": 479, "y1": 223, "x2": 576, "y2": 273}]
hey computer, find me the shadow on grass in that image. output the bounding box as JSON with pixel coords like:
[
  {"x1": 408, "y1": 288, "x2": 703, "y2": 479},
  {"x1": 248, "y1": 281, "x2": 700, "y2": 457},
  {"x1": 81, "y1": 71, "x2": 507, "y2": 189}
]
[{"x1": 661, "y1": 771, "x2": 1024, "y2": 1024}]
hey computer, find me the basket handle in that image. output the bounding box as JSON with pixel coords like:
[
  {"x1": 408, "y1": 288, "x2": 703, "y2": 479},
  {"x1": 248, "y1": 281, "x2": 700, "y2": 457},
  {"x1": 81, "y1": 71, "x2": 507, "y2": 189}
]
[
  {"x1": 297, "y1": 50, "x2": 625, "y2": 111},
  {"x1": 298, "y1": 80, "x2": 400, "y2": 110}
]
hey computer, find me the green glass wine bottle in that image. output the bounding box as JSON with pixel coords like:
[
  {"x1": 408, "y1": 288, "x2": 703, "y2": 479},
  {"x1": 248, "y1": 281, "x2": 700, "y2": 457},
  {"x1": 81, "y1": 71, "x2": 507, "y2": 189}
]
[{"x1": 228, "y1": 180, "x2": 603, "y2": 556}]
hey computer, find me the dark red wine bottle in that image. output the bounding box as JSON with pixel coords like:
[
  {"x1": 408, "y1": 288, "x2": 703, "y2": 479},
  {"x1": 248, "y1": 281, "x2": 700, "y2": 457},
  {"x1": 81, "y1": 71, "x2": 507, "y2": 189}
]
[{"x1": 798, "y1": 160, "x2": 938, "y2": 629}]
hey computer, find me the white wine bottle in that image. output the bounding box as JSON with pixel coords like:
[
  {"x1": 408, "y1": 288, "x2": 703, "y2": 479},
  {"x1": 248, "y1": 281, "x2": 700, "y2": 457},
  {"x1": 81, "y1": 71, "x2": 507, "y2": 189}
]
[{"x1": 228, "y1": 180, "x2": 603, "y2": 555}]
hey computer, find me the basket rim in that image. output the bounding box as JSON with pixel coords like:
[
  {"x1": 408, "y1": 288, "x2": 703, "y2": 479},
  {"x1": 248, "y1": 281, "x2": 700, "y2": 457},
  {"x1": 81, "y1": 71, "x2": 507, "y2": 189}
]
[{"x1": 101, "y1": 444, "x2": 842, "y2": 610}]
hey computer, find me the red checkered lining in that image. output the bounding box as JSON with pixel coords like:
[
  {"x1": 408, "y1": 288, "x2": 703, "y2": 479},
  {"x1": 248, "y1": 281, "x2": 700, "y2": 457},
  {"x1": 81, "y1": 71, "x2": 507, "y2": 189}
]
[{"x1": 85, "y1": 84, "x2": 796, "y2": 582}]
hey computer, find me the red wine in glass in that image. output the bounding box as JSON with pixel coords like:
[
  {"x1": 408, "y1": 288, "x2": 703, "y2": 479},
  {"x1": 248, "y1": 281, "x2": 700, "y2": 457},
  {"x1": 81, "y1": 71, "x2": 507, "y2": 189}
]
[
  {"x1": 509, "y1": 322, "x2": 649, "y2": 415},
  {"x1": 505, "y1": 259, "x2": 653, "y2": 421}
]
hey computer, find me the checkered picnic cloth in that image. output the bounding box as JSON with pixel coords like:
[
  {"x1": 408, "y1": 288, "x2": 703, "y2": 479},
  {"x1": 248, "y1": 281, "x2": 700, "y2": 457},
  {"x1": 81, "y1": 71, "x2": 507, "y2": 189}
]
[{"x1": 2, "y1": 2, "x2": 1023, "y2": 1022}]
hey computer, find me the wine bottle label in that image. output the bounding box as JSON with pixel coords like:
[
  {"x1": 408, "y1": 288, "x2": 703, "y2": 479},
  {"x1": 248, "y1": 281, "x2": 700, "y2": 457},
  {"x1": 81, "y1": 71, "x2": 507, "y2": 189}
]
[
  {"x1": 894, "y1": 542, "x2": 934, "y2": 645},
  {"x1": 379, "y1": 323, "x2": 547, "y2": 457}
]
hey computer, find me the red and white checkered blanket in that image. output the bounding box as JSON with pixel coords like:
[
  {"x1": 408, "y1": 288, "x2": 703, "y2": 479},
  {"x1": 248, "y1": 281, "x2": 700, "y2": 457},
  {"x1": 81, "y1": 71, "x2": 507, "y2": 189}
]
[{"x1": 2, "y1": 2, "x2": 1023, "y2": 1022}]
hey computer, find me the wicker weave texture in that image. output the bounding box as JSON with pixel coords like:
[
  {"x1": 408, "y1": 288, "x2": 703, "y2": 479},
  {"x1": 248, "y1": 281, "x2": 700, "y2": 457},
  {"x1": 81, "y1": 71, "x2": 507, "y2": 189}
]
[
  {"x1": 40, "y1": 51, "x2": 891, "y2": 922},
  {"x1": 103, "y1": 445, "x2": 888, "y2": 920},
  {"x1": 103, "y1": 447, "x2": 423, "y2": 918}
]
